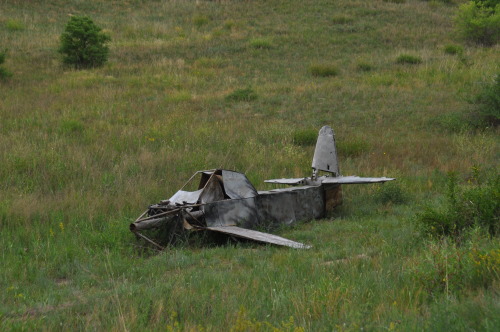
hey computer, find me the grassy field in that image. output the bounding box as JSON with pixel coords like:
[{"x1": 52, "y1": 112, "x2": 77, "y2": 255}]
[{"x1": 1, "y1": 0, "x2": 499, "y2": 330}]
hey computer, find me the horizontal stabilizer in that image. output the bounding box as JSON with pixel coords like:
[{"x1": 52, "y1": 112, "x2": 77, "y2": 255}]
[
  {"x1": 264, "y1": 178, "x2": 306, "y2": 185},
  {"x1": 204, "y1": 226, "x2": 311, "y2": 249},
  {"x1": 321, "y1": 176, "x2": 395, "y2": 184}
]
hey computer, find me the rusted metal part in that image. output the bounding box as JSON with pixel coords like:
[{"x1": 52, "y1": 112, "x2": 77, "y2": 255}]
[
  {"x1": 324, "y1": 184, "x2": 343, "y2": 212},
  {"x1": 130, "y1": 125, "x2": 396, "y2": 250}
]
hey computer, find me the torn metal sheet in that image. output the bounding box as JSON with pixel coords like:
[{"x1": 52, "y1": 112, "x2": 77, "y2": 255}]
[{"x1": 130, "y1": 125, "x2": 395, "y2": 250}]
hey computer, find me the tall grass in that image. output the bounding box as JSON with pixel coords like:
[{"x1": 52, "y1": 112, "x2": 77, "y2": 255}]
[{"x1": 0, "y1": 0, "x2": 499, "y2": 330}]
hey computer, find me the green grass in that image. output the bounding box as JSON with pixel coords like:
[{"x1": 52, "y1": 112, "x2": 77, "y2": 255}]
[
  {"x1": 309, "y1": 64, "x2": 339, "y2": 77},
  {"x1": 395, "y1": 53, "x2": 423, "y2": 65},
  {"x1": 0, "y1": 0, "x2": 499, "y2": 330}
]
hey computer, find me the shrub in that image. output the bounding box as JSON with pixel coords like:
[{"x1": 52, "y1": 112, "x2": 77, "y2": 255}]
[
  {"x1": 331, "y1": 15, "x2": 354, "y2": 24},
  {"x1": 396, "y1": 54, "x2": 422, "y2": 64},
  {"x1": 5, "y1": 19, "x2": 25, "y2": 31},
  {"x1": 59, "y1": 120, "x2": 85, "y2": 136},
  {"x1": 337, "y1": 139, "x2": 369, "y2": 157},
  {"x1": 310, "y1": 64, "x2": 339, "y2": 77},
  {"x1": 58, "y1": 16, "x2": 111, "y2": 69},
  {"x1": 225, "y1": 88, "x2": 257, "y2": 102},
  {"x1": 0, "y1": 49, "x2": 12, "y2": 80},
  {"x1": 193, "y1": 15, "x2": 209, "y2": 28},
  {"x1": 417, "y1": 171, "x2": 499, "y2": 240},
  {"x1": 455, "y1": 1, "x2": 500, "y2": 45},
  {"x1": 374, "y1": 182, "x2": 408, "y2": 205},
  {"x1": 249, "y1": 38, "x2": 273, "y2": 49},
  {"x1": 292, "y1": 129, "x2": 317, "y2": 146},
  {"x1": 471, "y1": 73, "x2": 500, "y2": 127},
  {"x1": 357, "y1": 62, "x2": 374, "y2": 72},
  {"x1": 411, "y1": 237, "x2": 500, "y2": 295},
  {"x1": 444, "y1": 44, "x2": 464, "y2": 55}
]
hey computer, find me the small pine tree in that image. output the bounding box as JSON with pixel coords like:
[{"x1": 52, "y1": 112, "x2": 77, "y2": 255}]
[{"x1": 59, "y1": 16, "x2": 111, "y2": 69}]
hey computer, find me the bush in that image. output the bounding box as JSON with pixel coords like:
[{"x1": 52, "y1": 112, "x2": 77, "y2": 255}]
[
  {"x1": 0, "y1": 49, "x2": 12, "y2": 80},
  {"x1": 5, "y1": 19, "x2": 25, "y2": 31},
  {"x1": 417, "y1": 171, "x2": 499, "y2": 240},
  {"x1": 471, "y1": 73, "x2": 500, "y2": 127},
  {"x1": 309, "y1": 64, "x2": 339, "y2": 77},
  {"x1": 396, "y1": 54, "x2": 422, "y2": 64},
  {"x1": 192, "y1": 15, "x2": 209, "y2": 28},
  {"x1": 225, "y1": 88, "x2": 257, "y2": 102},
  {"x1": 357, "y1": 62, "x2": 374, "y2": 72},
  {"x1": 374, "y1": 182, "x2": 408, "y2": 205},
  {"x1": 336, "y1": 139, "x2": 370, "y2": 157},
  {"x1": 331, "y1": 15, "x2": 354, "y2": 24},
  {"x1": 443, "y1": 44, "x2": 464, "y2": 55},
  {"x1": 249, "y1": 38, "x2": 273, "y2": 49},
  {"x1": 292, "y1": 129, "x2": 317, "y2": 146},
  {"x1": 410, "y1": 237, "x2": 500, "y2": 295},
  {"x1": 455, "y1": 1, "x2": 500, "y2": 45},
  {"x1": 58, "y1": 16, "x2": 111, "y2": 69}
]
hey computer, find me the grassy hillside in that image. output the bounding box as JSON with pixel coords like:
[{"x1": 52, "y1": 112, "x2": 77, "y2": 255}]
[{"x1": 1, "y1": 0, "x2": 498, "y2": 330}]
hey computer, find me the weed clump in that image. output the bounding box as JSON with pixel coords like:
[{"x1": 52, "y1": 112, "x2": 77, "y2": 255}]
[
  {"x1": 396, "y1": 54, "x2": 422, "y2": 64},
  {"x1": 249, "y1": 38, "x2": 273, "y2": 49},
  {"x1": 225, "y1": 88, "x2": 257, "y2": 102},
  {"x1": 292, "y1": 129, "x2": 317, "y2": 146},
  {"x1": 310, "y1": 64, "x2": 339, "y2": 77},
  {"x1": 411, "y1": 237, "x2": 500, "y2": 295},
  {"x1": 59, "y1": 16, "x2": 111, "y2": 69},
  {"x1": 444, "y1": 44, "x2": 464, "y2": 55},
  {"x1": 331, "y1": 15, "x2": 354, "y2": 24},
  {"x1": 193, "y1": 15, "x2": 210, "y2": 28},
  {"x1": 357, "y1": 62, "x2": 374, "y2": 72},
  {"x1": 470, "y1": 73, "x2": 500, "y2": 127},
  {"x1": 59, "y1": 120, "x2": 85, "y2": 136},
  {"x1": 5, "y1": 19, "x2": 25, "y2": 31},
  {"x1": 417, "y1": 171, "x2": 499, "y2": 240},
  {"x1": 337, "y1": 139, "x2": 369, "y2": 157},
  {"x1": 374, "y1": 182, "x2": 408, "y2": 205},
  {"x1": 455, "y1": 0, "x2": 500, "y2": 46},
  {"x1": 0, "y1": 49, "x2": 12, "y2": 80}
]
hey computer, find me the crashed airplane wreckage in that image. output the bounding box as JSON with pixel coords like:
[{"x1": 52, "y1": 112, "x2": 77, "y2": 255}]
[{"x1": 130, "y1": 126, "x2": 395, "y2": 249}]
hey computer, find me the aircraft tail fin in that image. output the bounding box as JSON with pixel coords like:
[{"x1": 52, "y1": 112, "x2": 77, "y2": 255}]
[{"x1": 312, "y1": 125, "x2": 340, "y2": 177}]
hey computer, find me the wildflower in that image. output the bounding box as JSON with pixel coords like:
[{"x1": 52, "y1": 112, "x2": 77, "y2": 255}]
[{"x1": 59, "y1": 222, "x2": 64, "y2": 232}]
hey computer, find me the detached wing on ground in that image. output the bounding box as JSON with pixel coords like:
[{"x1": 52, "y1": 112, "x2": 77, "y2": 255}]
[{"x1": 204, "y1": 226, "x2": 311, "y2": 249}]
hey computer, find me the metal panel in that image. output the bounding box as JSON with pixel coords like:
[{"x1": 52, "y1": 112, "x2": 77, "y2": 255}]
[
  {"x1": 312, "y1": 126, "x2": 340, "y2": 176},
  {"x1": 264, "y1": 178, "x2": 306, "y2": 185},
  {"x1": 203, "y1": 197, "x2": 259, "y2": 228},
  {"x1": 168, "y1": 189, "x2": 203, "y2": 204},
  {"x1": 222, "y1": 170, "x2": 258, "y2": 199},
  {"x1": 199, "y1": 176, "x2": 224, "y2": 204},
  {"x1": 256, "y1": 191, "x2": 297, "y2": 227},
  {"x1": 321, "y1": 176, "x2": 395, "y2": 184},
  {"x1": 204, "y1": 226, "x2": 311, "y2": 249}
]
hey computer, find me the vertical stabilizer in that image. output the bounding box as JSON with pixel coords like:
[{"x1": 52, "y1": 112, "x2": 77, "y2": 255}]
[{"x1": 312, "y1": 126, "x2": 340, "y2": 177}]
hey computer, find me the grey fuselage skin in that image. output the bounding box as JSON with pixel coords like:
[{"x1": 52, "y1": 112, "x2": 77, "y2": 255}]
[{"x1": 131, "y1": 169, "x2": 342, "y2": 233}]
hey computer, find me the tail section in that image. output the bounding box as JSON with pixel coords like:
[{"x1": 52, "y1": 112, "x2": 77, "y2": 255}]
[{"x1": 312, "y1": 126, "x2": 340, "y2": 178}]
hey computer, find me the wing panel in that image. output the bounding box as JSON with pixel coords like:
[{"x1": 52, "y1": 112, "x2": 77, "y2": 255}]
[
  {"x1": 321, "y1": 176, "x2": 395, "y2": 184},
  {"x1": 204, "y1": 226, "x2": 311, "y2": 249}
]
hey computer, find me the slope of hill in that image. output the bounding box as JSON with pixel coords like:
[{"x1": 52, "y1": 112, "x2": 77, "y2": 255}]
[{"x1": 1, "y1": 0, "x2": 498, "y2": 330}]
